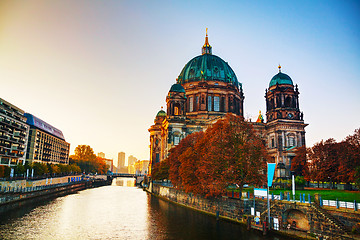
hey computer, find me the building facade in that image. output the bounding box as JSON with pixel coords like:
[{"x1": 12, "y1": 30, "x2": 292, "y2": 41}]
[
  {"x1": 134, "y1": 160, "x2": 149, "y2": 176},
  {"x1": 0, "y1": 98, "x2": 29, "y2": 166},
  {"x1": 117, "y1": 151, "x2": 127, "y2": 173},
  {"x1": 25, "y1": 113, "x2": 70, "y2": 165},
  {"x1": 149, "y1": 33, "x2": 307, "y2": 178}
]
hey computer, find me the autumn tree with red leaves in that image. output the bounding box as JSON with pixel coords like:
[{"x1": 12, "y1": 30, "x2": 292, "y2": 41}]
[
  {"x1": 290, "y1": 146, "x2": 310, "y2": 179},
  {"x1": 152, "y1": 159, "x2": 169, "y2": 180},
  {"x1": 166, "y1": 114, "x2": 268, "y2": 198},
  {"x1": 307, "y1": 128, "x2": 360, "y2": 187}
]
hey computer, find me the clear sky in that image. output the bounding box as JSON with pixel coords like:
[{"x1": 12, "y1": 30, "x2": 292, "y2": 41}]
[{"x1": 1, "y1": 1, "x2": 359, "y2": 163}]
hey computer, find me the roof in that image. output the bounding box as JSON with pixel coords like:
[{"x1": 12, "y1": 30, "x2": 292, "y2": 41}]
[
  {"x1": 169, "y1": 83, "x2": 185, "y2": 93},
  {"x1": 269, "y1": 72, "x2": 293, "y2": 88},
  {"x1": 156, "y1": 110, "x2": 166, "y2": 117},
  {"x1": 24, "y1": 113, "x2": 65, "y2": 140},
  {"x1": 177, "y1": 54, "x2": 239, "y2": 87}
]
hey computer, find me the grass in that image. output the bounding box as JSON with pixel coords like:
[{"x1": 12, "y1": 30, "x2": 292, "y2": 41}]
[
  {"x1": 230, "y1": 188, "x2": 360, "y2": 202},
  {"x1": 269, "y1": 189, "x2": 360, "y2": 202}
]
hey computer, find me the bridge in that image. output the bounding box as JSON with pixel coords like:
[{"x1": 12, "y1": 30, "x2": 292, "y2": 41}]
[
  {"x1": 107, "y1": 173, "x2": 146, "y2": 186},
  {"x1": 109, "y1": 173, "x2": 137, "y2": 178}
]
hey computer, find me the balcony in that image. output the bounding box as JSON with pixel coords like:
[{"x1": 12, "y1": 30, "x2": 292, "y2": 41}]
[{"x1": 0, "y1": 135, "x2": 9, "y2": 140}]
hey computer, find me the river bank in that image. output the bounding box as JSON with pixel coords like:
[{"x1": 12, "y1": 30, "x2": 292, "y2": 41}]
[
  {"x1": 0, "y1": 176, "x2": 111, "y2": 214},
  {"x1": 146, "y1": 182, "x2": 360, "y2": 240}
]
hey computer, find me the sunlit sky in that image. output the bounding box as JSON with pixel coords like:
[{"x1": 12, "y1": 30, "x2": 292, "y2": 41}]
[{"x1": 1, "y1": 1, "x2": 359, "y2": 164}]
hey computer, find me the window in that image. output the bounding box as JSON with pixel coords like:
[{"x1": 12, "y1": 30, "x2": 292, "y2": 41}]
[
  {"x1": 174, "y1": 106, "x2": 179, "y2": 115},
  {"x1": 214, "y1": 96, "x2": 220, "y2": 111},
  {"x1": 174, "y1": 136, "x2": 180, "y2": 145},
  {"x1": 208, "y1": 96, "x2": 212, "y2": 111},
  {"x1": 155, "y1": 153, "x2": 160, "y2": 163},
  {"x1": 271, "y1": 138, "x2": 275, "y2": 148},
  {"x1": 195, "y1": 96, "x2": 199, "y2": 111},
  {"x1": 288, "y1": 136, "x2": 295, "y2": 147},
  {"x1": 189, "y1": 97, "x2": 193, "y2": 112}
]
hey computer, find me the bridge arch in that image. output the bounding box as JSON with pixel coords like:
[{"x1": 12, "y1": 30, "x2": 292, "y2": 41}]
[{"x1": 282, "y1": 208, "x2": 310, "y2": 231}]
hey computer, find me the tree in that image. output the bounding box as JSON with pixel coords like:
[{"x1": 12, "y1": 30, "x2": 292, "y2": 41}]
[
  {"x1": 152, "y1": 159, "x2": 170, "y2": 180},
  {"x1": 290, "y1": 146, "x2": 309, "y2": 179},
  {"x1": 338, "y1": 128, "x2": 360, "y2": 183},
  {"x1": 167, "y1": 131, "x2": 205, "y2": 190},
  {"x1": 72, "y1": 145, "x2": 97, "y2": 162},
  {"x1": 70, "y1": 145, "x2": 98, "y2": 173},
  {"x1": 166, "y1": 114, "x2": 268, "y2": 198},
  {"x1": 308, "y1": 139, "x2": 339, "y2": 187},
  {"x1": 196, "y1": 114, "x2": 268, "y2": 197}
]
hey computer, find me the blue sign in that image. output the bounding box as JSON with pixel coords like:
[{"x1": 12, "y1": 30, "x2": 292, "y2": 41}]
[{"x1": 267, "y1": 163, "x2": 276, "y2": 187}]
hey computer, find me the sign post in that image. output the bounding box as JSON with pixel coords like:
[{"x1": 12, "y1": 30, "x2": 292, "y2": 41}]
[
  {"x1": 267, "y1": 163, "x2": 276, "y2": 229},
  {"x1": 292, "y1": 174, "x2": 295, "y2": 201}
]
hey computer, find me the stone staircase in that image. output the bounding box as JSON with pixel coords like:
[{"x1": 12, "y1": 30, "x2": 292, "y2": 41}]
[
  {"x1": 260, "y1": 200, "x2": 280, "y2": 218},
  {"x1": 310, "y1": 202, "x2": 351, "y2": 234}
]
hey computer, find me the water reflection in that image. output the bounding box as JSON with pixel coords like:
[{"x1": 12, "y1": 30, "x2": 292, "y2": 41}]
[
  {"x1": 0, "y1": 184, "x2": 285, "y2": 240},
  {"x1": 112, "y1": 177, "x2": 136, "y2": 187}
]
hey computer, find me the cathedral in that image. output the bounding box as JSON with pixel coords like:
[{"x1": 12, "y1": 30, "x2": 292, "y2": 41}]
[{"x1": 149, "y1": 31, "x2": 307, "y2": 179}]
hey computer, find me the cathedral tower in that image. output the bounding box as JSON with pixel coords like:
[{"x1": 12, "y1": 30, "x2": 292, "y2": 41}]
[{"x1": 265, "y1": 66, "x2": 307, "y2": 178}]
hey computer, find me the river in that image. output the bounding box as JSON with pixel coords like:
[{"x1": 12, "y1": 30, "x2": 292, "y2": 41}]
[{"x1": 0, "y1": 178, "x2": 286, "y2": 240}]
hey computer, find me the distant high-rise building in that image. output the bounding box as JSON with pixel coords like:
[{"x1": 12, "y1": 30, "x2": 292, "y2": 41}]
[
  {"x1": 127, "y1": 155, "x2": 137, "y2": 174},
  {"x1": 128, "y1": 155, "x2": 137, "y2": 166},
  {"x1": 135, "y1": 160, "x2": 149, "y2": 175},
  {"x1": 118, "y1": 152, "x2": 125, "y2": 168},
  {"x1": 97, "y1": 152, "x2": 105, "y2": 158}
]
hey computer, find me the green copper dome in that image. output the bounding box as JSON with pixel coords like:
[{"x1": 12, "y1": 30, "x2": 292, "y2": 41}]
[
  {"x1": 177, "y1": 54, "x2": 239, "y2": 87},
  {"x1": 156, "y1": 110, "x2": 166, "y2": 117},
  {"x1": 269, "y1": 72, "x2": 293, "y2": 88},
  {"x1": 169, "y1": 83, "x2": 185, "y2": 93}
]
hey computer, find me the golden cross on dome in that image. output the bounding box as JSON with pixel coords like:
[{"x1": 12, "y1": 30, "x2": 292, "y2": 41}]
[{"x1": 278, "y1": 64, "x2": 281, "y2": 72}]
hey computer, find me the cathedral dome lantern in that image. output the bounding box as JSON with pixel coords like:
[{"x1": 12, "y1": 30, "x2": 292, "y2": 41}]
[
  {"x1": 269, "y1": 65, "x2": 293, "y2": 88},
  {"x1": 177, "y1": 31, "x2": 240, "y2": 89}
]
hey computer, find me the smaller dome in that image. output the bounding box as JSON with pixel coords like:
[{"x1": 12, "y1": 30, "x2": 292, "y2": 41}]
[
  {"x1": 169, "y1": 83, "x2": 185, "y2": 93},
  {"x1": 156, "y1": 110, "x2": 166, "y2": 117},
  {"x1": 269, "y1": 72, "x2": 293, "y2": 88}
]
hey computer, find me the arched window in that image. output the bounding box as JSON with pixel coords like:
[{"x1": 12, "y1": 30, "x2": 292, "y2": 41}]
[
  {"x1": 173, "y1": 132, "x2": 181, "y2": 145},
  {"x1": 214, "y1": 96, "x2": 220, "y2": 111},
  {"x1": 288, "y1": 134, "x2": 296, "y2": 147},
  {"x1": 189, "y1": 97, "x2": 193, "y2": 112},
  {"x1": 285, "y1": 96, "x2": 291, "y2": 107},
  {"x1": 174, "y1": 106, "x2": 179, "y2": 115}
]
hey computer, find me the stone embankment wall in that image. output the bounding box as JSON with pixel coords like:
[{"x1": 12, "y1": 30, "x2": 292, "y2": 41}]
[
  {"x1": 0, "y1": 182, "x2": 89, "y2": 214},
  {"x1": 149, "y1": 183, "x2": 360, "y2": 240},
  {"x1": 150, "y1": 183, "x2": 252, "y2": 222}
]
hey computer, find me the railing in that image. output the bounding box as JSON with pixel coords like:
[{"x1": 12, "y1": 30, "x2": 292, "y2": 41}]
[
  {"x1": 0, "y1": 180, "x2": 84, "y2": 195},
  {"x1": 224, "y1": 190, "x2": 360, "y2": 212}
]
